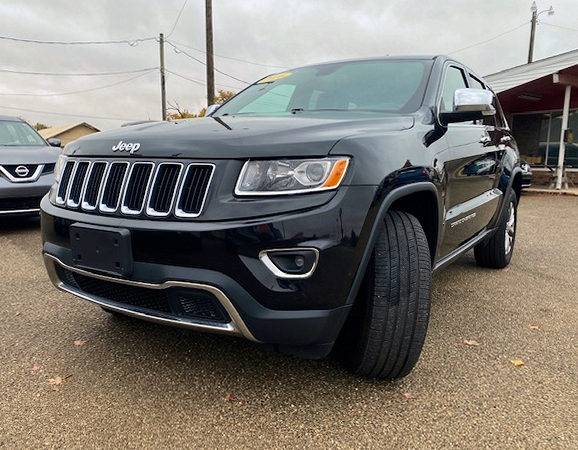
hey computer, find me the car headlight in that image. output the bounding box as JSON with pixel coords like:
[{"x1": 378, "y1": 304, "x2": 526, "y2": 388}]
[
  {"x1": 53, "y1": 154, "x2": 68, "y2": 184},
  {"x1": 235, "y1": 157, "x2": 350, "y2": 195}
]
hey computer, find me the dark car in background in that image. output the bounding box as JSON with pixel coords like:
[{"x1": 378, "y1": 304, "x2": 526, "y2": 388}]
[
  {"x1": 40, "y1": 56, "x2": 523, "y2": 379},
  {"x1": 0, "y1": 116, "x2": 61, "y2": 217}
]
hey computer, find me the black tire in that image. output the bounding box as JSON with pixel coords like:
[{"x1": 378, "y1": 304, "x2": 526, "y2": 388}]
[
  {"x1": 338, "y1": 210, "x2": 432, "y2": 380},
  {"x1": 474, "y1": 190, "x2": 517, "y2": 269}
]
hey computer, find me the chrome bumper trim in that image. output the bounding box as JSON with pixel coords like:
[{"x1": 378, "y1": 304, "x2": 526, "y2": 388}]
[
  {"x1": 0, "y1": 208, "x2": 40, "y2": 215},
  {"x1": 43, "y1": 253, "x2": 258, "y2": 342}
]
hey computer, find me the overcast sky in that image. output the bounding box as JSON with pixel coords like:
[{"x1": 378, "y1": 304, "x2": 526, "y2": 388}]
[{"x1": 1, "y1": 0, "x2": 577, "y2": 130}]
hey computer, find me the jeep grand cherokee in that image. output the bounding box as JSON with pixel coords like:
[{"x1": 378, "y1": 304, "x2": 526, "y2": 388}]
[{"x1": 40, "y1": 56, "x2": 522, "y2": 379}]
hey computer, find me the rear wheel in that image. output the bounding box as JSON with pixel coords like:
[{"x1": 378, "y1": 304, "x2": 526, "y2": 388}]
[
  {"x1": 338, "y1": 210, "x2": 432, "y2": 379},
  {"x1": 474, "y1": 190, "x2": 517, "y2": 269}
]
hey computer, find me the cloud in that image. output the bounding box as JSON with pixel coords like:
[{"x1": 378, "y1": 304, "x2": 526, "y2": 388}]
[{"x1": 0, "y1": 0, "x2": 576, "y2": 129}]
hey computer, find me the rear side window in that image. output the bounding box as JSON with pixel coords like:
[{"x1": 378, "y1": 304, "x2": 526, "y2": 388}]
[{"x1": 440, "y1": 66, "x2": 468, "y2": 112}]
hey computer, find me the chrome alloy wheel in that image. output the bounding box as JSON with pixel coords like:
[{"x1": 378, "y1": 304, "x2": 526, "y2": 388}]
[{"x1": 504, "y1": 202, "x2": 515, "y2": 254}]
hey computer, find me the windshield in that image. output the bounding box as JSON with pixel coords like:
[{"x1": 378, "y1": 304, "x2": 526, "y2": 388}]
[
  {"x1": 215, "y1": 59, "x2": 433, "y2": 117},
  {"x1": 0, "y1": 121, "x2": 46, "y2": 146}
]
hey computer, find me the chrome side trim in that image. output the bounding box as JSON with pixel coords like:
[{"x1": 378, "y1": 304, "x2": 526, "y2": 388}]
[
  {"x1": 174, "y1": 163, "x2": 215, "y2": 218},
  {"x1": 258, "y1": 247, "x2": 320, "y2": 279},
  {"x1": 0, "y1": 208, "x2": 40, "y2": 215},
  {"x1": 0, "y1": 164, "x2": 44, "y2": 183},
  {"x1": 43, "y1": 253, "x2": 258, "y2": 342}
]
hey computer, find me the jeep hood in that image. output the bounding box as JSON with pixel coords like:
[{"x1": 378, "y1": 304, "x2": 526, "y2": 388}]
[
  {"x1": 0, "y1": 146, "x2": 60, "y2": 165},
  {"x1": 67, "y1": 115, "x2": 414, "y2": 159}
]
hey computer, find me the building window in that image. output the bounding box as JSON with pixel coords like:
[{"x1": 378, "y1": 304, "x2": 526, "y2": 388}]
[{"x1": 511, "y1": 110, "x2": 578, "y2": 168}]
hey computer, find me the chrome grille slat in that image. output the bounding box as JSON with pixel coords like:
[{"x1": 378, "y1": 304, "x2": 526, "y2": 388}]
[
  {"x1": 99, "y1": 162, "x2": 129, "y2": 212},
  {"x1": 55, "y1": 159, "x2": 212, "y2": 219},
  {"x1": 120, "y1": 162, "x2": 154, "y2": 215},
  {"x1": 56, "y1": 161, "x2": 76, "y2": 204},
  {"x1": 66, "y1": 161, "x2": 90, "y2": 208},
  {"x1": 146, "y1": 163, "x2": 183, "y2": 217},
  {"x1": 175, "y1": 164, "x2": 215, "y2": 218},
  {"x1": 82, "y1": 162, "x2": 108, "y2": 210}
]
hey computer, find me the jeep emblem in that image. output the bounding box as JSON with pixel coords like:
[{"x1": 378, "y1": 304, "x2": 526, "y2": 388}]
[{"x1": 112, "y1": 140, "x2": 141, "y2": 154}]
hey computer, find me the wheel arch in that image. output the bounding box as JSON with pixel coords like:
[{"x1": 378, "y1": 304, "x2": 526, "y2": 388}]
[{"x1": 345, "y1": 181, "x2": 440, "y2": 306}]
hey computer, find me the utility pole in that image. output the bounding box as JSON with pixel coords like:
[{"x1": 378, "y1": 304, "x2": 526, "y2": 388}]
[
  {"x1": 205, "y1": 0, "x2": 215, "y2": 106},
  {"x1": 528, "y1": 2, "x2": 554, "y2": 64},
  {"x1": 528, "y1": 3, "x2": 537, "y2": 63},
  {"x1": 159, "y1": 32, "x2": 167, "y2": 120}
]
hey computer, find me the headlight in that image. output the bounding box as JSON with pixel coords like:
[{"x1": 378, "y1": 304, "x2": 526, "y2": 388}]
[
  {"x1": 235, "y1": 157, "x2": 350, "y2": 195},
  {"x1": 53, "y1": 154, "x2": 68, "y2": 183}
]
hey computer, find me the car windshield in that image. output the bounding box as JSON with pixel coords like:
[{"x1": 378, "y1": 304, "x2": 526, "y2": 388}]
[
  {"x1": 0, "y1": 121, "x2": 46, "y2": 147},
  {"x1": 215, "y1": 59, "x2": 433, "y2": 117}
]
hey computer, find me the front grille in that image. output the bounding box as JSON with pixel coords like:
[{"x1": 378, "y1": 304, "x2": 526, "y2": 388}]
[
  {"x1": 57, "y1": 266, "x2": 231, "y2": 324},
  {"x1": 0, "y1": 164, "x2": 40, "y2": 179},
  {"x1": 55, "y1": 159, "x2": 213, "y2": 219}
]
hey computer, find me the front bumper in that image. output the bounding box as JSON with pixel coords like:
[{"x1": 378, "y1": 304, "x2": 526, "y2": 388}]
[
  {"x1": 0, "y1": 173, "x2": 53, "y2": 215},
  {"x1": 41, "y1": 185, "x2": 377, "y2": 353}
]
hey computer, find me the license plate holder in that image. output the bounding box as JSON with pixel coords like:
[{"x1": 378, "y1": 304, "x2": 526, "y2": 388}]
[{"x1": 69, "y1": 223, "x2": 133, "y2": 276}]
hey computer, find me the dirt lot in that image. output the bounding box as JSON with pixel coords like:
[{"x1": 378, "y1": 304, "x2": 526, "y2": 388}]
[{"x1": 0, "y1": 194, "x2": 576, "y2": 448}]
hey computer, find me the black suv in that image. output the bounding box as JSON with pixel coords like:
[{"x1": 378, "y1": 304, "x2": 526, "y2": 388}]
[{"x1": 41, "y1": 56, "x2": 521, "y2": 379}]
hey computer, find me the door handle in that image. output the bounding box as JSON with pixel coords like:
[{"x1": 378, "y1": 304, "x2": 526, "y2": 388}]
[{"x1": 479, "y1": 136, "x2": 491, "y2": 144}]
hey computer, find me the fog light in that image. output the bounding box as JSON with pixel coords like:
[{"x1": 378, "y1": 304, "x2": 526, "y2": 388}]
[{"x1": 259, "y1": 248, "x2": 319, "y2": 279}]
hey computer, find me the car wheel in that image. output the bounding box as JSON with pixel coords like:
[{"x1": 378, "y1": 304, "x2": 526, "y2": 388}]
[
  {"x1": 338, "y1": 210, "x2": 432, "y2": 379},
  {"x1": 474, "y1": 190, "x2": 517, "y2": 269}
]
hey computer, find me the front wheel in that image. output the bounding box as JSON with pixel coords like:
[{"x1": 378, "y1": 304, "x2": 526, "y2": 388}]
[
  {"x1": 474, "y1": 190, "x2": 517, "y2": 269},
  {"x1": 337, "y1": 210, "x2": 432, "y2": 380}
]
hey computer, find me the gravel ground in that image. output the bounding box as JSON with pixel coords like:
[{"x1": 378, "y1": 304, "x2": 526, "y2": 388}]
[{"x1": 0, "y1": 194, "x2": 576, "y2": 448}]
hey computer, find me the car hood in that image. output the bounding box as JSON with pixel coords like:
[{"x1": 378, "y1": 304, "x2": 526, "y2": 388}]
[
  {"x1": 67, "y1": 115, "x2": 415, "y2": 159},
  {"x1": 0, "y1": 146, "x2": 60, "y2": 165}
]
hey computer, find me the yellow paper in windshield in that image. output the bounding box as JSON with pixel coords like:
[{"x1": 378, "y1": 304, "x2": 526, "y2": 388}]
[{"x1": 257, "y1": 72, "x2": 292, "y2": 83}]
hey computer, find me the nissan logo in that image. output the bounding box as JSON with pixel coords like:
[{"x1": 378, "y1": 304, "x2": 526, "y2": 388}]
[{"x1": 15, "y1": 165, "x2": 30, "y2": 177}]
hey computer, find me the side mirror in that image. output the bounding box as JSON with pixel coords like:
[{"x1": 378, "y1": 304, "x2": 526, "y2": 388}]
[
  {"x1": 206, "y1": 104, "x2": 220, "y2": 116},
  {"x1": 439, "y1": 88, "x2": 496, "y2": 125},
  {"x1": 47, "y1": 138, "x2": 61, "y2": 147}
]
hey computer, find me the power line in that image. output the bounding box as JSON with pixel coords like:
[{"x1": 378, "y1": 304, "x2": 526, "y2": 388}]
[
  {"x1": 0, "y1": 67, "x2": 158, "y2": 77},
  {"x1": 0, "y1": 34, "x2": 156, "y2": 46},
  {"x1": 165, "y1": 68, "x2": 243, "y2": 90},
  {"x1": 448, "y1": 21, "x2": 530, "y2": 55},
  {"x1": 171, "y1": 40, "x2": 289, "y2": 69},
  {"x1": 0, "y1": 105, "x2": 141, "y2": 122},
  {"x1": 167, "y1": 0, "x2": 189, "y2": 37},
  {"x1": 0, "y1": 70, "x2": 156, "y2": 97},
  {"x1": 540, "y1": 22, "x2": 578, "y2": 33},
  {"x1": 166, "y1": 40, "x2": 251, "y2": 84}
]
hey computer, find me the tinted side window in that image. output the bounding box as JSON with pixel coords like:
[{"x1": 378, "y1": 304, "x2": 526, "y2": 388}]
[
  {"x1": 469, "y1": 75, "x2": 485, "y2": 90},
  {"x1": 440, "y1": 66, "x2": 468, "y2": 112}
]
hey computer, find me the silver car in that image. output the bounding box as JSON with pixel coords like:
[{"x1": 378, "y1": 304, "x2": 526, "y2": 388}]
[{"x1": 0, "y1": 115, "x2": 61, "y2": 217}]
